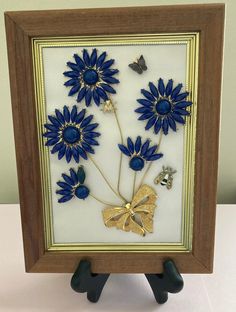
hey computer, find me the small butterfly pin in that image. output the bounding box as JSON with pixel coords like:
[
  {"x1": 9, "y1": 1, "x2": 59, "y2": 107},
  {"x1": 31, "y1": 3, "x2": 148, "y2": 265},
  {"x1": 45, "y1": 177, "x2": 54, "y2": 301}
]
[{"x1": 128, "y1": 55, "x2": 147, "y2": 74}]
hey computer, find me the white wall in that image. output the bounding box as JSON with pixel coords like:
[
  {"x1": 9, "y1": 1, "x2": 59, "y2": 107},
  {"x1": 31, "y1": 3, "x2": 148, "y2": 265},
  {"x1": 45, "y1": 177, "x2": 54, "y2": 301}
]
[{"x1": 0, "y1": 0, "x2": 234, "y2": 203}]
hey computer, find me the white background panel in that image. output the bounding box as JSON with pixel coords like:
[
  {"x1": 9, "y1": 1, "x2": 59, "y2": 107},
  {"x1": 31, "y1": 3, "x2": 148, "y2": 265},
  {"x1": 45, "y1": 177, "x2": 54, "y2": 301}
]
[{"x1": 42, "y1": 43, "x2": 187, "y2": 243}]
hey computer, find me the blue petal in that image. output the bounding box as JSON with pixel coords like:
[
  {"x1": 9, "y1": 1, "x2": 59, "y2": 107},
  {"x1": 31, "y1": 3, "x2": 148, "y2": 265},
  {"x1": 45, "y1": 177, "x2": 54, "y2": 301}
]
[
  {"x1": 93, "y1": 89, "x2": 100, "y2": 106},
  {"x1": 146, "y1": 153, "x2": 163, "y2": 161},
  {"x1": 149, "y1": 82, "x2": 159, "y2": 98},
  {"x1": 81, "y1": 142, "x2": 95, "y2": 154},
  {"x1": 174, "y1": 92, "x2": 189, "y2": 102},
  {"x1": 83, "y1": 131, "x2": 100, "y2": 139},
  {"x1": 135, "y1": 107, "x2": 152, "y2": 114},
  {"x1": 58, "y1": 145, "x2": 66, "y2": 160},
  {"x1": 83, "y1": 49, "x2": 90, "y2": 66},
  {"x1": 43, "y1": 132, "x2": 58, "y2": 138},
  {"x1": 118, "y1": 144, "x2": 131, "y2": 156},
  {"x1": 63, "y1": 106, "x2": 70, "y2": 122},
  {"x1": 75, "y1": 109, "x2": 86, "y2": 124},
  {"x1": 102, "y1": 69, "x2": 119, "y2": 76},
  {"x1": 137, "y1": 99, "x2": 153, "y2": 107},
  {"x1": 135, "y1": 136, "x2": 142, "y2": 153},
  {"x1": 154, "y1": 117, "x2": 162, "y2": 134},
  {"x1": 96, "y1": 52, "x2": 107, "y2": 67},
  {"x1": 171, "y1": 113, "x2": 185, "y2": 124},
  {"x1": 74, "y1": 54, "x2": 85, "y2": 70},
  {"x1": 55, "y1": 109, "x2": 65, "y2": 124},
  {"x1": 44, "y1": 123, "x2": 58, "y2": 131},
  {"x1": 145, "y1": 115, "x2": 157, "y2": 130},
  {"x1": 140, "y1": 140, "x2": 150, "y2": 157},
  {"x1": 57, "y1": 181, "x2": 72, "y2": 190},
  {"x1": 174, "y1": 101, "x2": 192, "y2": 109},
  {"x1": 51, "y1": 141, "x2": 64, "y2": 154},
  {"x1": 58, "y1": 195, "x2": 74, "y2": 203},
  {"x1": 63, "y1": 71, "x2": 79, "y2": 78},
  {"x1": 90, "y1": 49, "x2": 97, "y2": 67},
  {"x1": 70, "y1": 168, "x2": 79, "y2": 184},
  {"x1": 141, "y1": 89, "x2": 155, "y2": 101},
  {"x1": 46, "y1": 137, "x2": 60, "y2": 146},
  {"x1": 145, "y1": 145, "x2": 157, "y2": 157},
  {"x1": 158, "y1": 78, "x2": 165, "y2": 96},
  {"x1": 102, "y1": 76, "x2": 119, "y2": 84},
  {"x1": 62, "y1": 173, "x2": 74, "y2": 186},
  {"x1": 64, "y1": 78, "x2": 78, "y2": 86},
  {"x1": 77, "y1": 87, "x2": 87, "y2": 102},
  {"x1": 173, "y1": 108, "x2": 190, "y2": 116},
  {"x1": 85, "y1": 89, "x2": 92, "y2": 107},
  {"x1": 167, "y1": 116, "x2": 176, "y2": 132},
  {"x1": 77, "y1": 166, "x2": 86, "y2": 184},
  {"x1": 71, "y1": 147, "x2": 80, "y2": 163},
  {"x1": 165, "y1": 79, "x2": 173, "y2": 96},
  {"x1": 68, "y1": 84, "x2": 81, "y2": 96},
  {"x1": 66, "y1": 148, "x2": 72, "y2": 163},
  {"x1": 70, "y1": 105, "x2": 78, "y2": 122},
  {"x1": 66, "y1": 62, "x2": 80, "y2": 72},
  {"x1": 100, "y1": 83, "x2": 116, "y2": 94},
  {"x1": 83, "y1": 123, "x2": 98, "y2": 132},
  {"x1": 83, "y1": 137, "x2": 99, "y2": 146},
  {"x1": 48, "y1": 115, "x2": 61, "y2": 127},
  {"x1": 100, "y1": 59, "x2": 114, "y2": 70},
  {"x1": 77, "y1": 146, "x2": 88, "y2": 159},
  {"x1": 96, "y1": 87, "x2": 108, "y2": 100},
  {"x1": 138, "y1": 112, "x2": 154, "y2": 120},
  {"x1": 80, "y1": 115, "x2": 93, "y2": 128},
  {"x1": 56, "y1": 189, "x2": 72, "y2": 196},
  {"x1": 127, "y1": 137, "x2": 134, "y2": 154},
  {"x1": 171, "y1": 83, "x2": 183, "y2": 99},
  {"x1": 162, "y1": 118, "x2": 169, "y2": 135}
]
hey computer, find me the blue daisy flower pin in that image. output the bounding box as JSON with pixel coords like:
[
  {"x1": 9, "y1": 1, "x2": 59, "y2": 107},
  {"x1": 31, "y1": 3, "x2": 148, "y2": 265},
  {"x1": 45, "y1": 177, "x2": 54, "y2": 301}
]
[
  {"x1": 56, "y1": 166, "x2": 90, "y2": 203},
  {"x1": 135, "y1": 78, "x2": 193, "y2": 135},
  {"x1": 63, "y1": 49, "x2": 119, "y2": 106},
  {"x1": 43, "y1": 105, "x2": 100, "y2": 163},
  {"x1": 118, "y1": 136, "x2": 163, "y2": 171}
]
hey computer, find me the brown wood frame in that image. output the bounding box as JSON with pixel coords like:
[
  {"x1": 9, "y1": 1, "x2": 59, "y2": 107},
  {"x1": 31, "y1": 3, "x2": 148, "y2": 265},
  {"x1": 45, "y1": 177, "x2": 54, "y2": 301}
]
[{"x1": 5, "y1": 4, "x2": 224, "y2": 273}]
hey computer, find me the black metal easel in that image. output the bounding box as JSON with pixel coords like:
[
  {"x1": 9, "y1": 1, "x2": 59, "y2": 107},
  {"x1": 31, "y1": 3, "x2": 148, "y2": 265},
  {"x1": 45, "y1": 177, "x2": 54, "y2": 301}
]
[{"x1": 71, "y1": 259, "x2": 183, "y2": 304}]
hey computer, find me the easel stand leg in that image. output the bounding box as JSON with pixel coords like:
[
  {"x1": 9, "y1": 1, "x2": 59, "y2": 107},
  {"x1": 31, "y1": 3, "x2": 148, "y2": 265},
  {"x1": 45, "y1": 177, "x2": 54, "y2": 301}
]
[
  {"x1": 70, "y1": 260, "x2": 110, "y2": 303},
  {"x1": 70, "y1": 259, "x2": 183, "y2": 303},
  {"x1": 145, "y1": 260, "x2": 184, "y2": 304}
]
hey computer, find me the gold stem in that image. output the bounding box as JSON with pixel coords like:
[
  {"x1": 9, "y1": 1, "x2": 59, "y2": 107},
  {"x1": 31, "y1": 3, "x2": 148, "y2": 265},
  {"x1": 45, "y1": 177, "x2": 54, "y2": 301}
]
[
  {"x1": 137, "y1": 131, "x2": 163, "y2": 189},
  {"x1": 113, "y1": 108, "x2": 125, "y2": 198},
  {"x1": 132, "y1": 171, "x2": 137, "y2": 199},
  {"x1": 90, "y1": 193, "x2": 118, "y2": 206},
  {"x1": 88, "y1": 155, "x2": 127, "y2": 203}
]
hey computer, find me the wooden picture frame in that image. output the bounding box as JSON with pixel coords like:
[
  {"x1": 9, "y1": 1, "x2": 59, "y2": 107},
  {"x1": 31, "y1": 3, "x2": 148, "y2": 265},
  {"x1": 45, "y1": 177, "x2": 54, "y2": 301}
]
[{"x1": 5, "y1": 4, "x2": 224, "y2": 273}]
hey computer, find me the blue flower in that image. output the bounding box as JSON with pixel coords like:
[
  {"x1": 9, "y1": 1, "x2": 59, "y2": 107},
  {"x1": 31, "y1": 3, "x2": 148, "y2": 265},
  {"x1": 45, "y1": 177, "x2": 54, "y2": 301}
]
[
  {"x1": 63, "y1": 49, "x2": 119, "y2": 106},
  {"x1": 135, "y1": 78, "x2": 192, "y2": 135},
  {"x1": 118, "y1": 136, "x2": 163, "y2": 171},
  {"x1": 43, "y1": 105, "x2": 100, "y2": 163},
  {"x1": 56, "y1": 166, "x2": 90, "y2": 203}
]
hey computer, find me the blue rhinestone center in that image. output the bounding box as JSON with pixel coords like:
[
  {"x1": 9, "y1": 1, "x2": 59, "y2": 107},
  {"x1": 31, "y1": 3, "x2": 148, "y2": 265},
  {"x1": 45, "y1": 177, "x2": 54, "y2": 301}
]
[
  {"x1": 83, "y1": 69, "x2": 99, "y2": 85},
  {"x1": 75, "y1": 185, "x2": 90, "y2": 199},
  {"x1": 129, "y1": 156, "x2": 145, "y2": 171},
  {"x1": 63, "y1": 126, "x2": 80, "y2": 144},
  {"x1": 155, "y1": 99, "x2": 172, "y2": 115}
]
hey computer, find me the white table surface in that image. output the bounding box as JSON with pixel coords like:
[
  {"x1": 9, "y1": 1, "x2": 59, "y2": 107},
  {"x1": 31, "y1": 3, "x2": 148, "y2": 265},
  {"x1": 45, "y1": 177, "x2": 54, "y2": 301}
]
[{"x1": 0, "y1": 204, "x2": 235, "y2": 312}]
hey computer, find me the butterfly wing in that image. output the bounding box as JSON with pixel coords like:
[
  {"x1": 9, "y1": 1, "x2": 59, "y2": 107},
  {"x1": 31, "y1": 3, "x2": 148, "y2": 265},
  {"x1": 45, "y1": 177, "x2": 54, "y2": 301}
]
[
  {"x1": 138, "y1": 55, "x2": 147, "y2": 71},
  {"x1": 129, "y1": 62, "x2": 143, "y2": 74}
]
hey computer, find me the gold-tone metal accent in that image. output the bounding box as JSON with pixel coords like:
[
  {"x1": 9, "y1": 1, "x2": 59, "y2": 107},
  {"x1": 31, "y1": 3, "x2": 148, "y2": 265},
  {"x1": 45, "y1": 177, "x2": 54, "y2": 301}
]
[
  {"x1": 101, "y1": 99, "x2": 116, "y2": 113},
  {"x1": 154, "y1": 166, "x2": 177, "y2": 190},
  {"x1": 32, "y1": 32, "x2": 199, "y2": 253},
  {"x1": 102, "y1": 184, "x2": 157, "y2": 236}
]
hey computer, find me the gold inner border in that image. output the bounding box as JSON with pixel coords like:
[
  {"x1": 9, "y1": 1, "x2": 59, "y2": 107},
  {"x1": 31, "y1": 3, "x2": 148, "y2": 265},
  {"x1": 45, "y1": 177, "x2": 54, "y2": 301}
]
[{"x1": 32, "y1": 33, "x2": 199, "y2": 252}]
